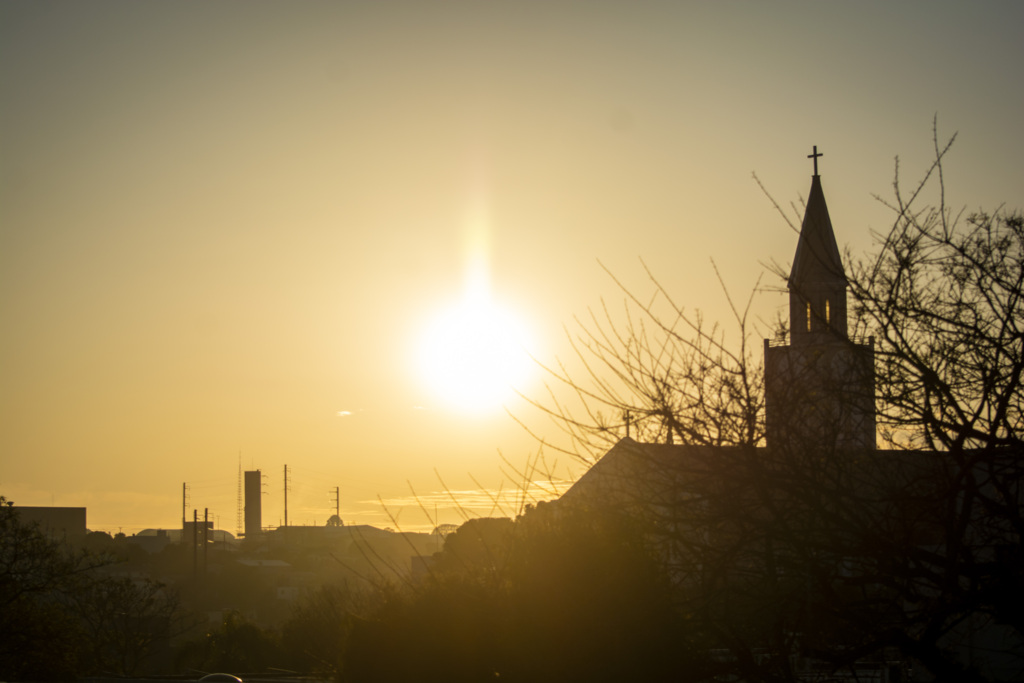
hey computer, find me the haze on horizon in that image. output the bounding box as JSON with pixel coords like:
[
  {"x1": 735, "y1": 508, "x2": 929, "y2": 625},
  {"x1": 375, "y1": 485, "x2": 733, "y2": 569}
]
[{"x1": 2, "y1": 1, "x2": 1022, "y2": 534}]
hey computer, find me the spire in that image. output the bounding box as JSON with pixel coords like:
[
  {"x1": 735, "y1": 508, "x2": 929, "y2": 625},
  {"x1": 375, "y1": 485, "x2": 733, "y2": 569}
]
[
  {"x1": 763, "y1": 152, "x2": 876, "y2": 452},
  {"x1": 789, "y1": 174, "x2": 846, "y2": 291},
  {"x1": 788, "y1": 151, "x2": 849, "y2": 341}
]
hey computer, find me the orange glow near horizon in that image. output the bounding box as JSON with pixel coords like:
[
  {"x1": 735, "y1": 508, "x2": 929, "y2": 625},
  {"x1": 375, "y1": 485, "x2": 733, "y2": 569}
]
[{"x1": 1, "y1": 2, "x2": 1021, "y2": 533}]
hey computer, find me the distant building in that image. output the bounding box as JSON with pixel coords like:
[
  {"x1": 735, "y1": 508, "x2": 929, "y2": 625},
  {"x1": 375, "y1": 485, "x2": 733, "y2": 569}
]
[
  {"x1": 14, "y1": 506, "x2": 87, "y2": 544},
  {"x1": 127, "y1": 528, "x2": 173, "y2": 554},
  {"x1": 127, "y1": 527, "x2": 236, "y2": 552},
  {"x1": 244, "y1": 469, "x2": 262, "y2": 538}
]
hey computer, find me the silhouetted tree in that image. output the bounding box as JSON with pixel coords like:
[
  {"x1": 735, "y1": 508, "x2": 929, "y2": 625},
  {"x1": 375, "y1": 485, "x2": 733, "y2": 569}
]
[
  {"x1": 69, "y1": 575, "x2": 191, "y2": 675},
  {"x1": 521, "y1": 262, "x2": 765, "y2": 456},
  {"x1": 526, "y1": 127, "x2": 1023, "y2": 681},
  {"x1": 838, "y1": 128, "x2": 1024, "y2": 679},
  {"x1": 176, "y1": 610, "x2": 284, "y2": 674},
  {"x1": 0, "y1": 496, "x2": 96, "y2": 680},
  {"x1": 431, "y1": 516, "x2": 515, "y2": 578},
  {"x1": 343, "y1": 504, "x2": 708, "y2": 683},
  {"x1": 280, "y1": 583, "x2": 356, "y2": 676},
  {"x1": 0, "y1": 498, "x2": 196, "y2": 678},
  {"x1": 503, "y1": 502, "x2": 709, "y2": 682}
]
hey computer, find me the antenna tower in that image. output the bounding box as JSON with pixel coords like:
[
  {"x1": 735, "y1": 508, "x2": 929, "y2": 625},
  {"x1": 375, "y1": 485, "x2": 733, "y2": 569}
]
[
  {"x1": 329, "y1": 485, "x2": 342, "y2": 526},
  {"x1": 235, "y1": 454, "x2": 243, "y2": 537},
  {"x1": 283, "y1": 464, "x2": 289, "y2": 528},
  {"x1": 182, "y1": 482, "x2": 190, "y2": 528}
]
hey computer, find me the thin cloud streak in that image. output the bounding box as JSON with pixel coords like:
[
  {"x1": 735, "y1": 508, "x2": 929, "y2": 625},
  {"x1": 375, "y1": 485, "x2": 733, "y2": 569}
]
[{"x1": 374, "y1": 479, "x2": 572, "y2": 517}]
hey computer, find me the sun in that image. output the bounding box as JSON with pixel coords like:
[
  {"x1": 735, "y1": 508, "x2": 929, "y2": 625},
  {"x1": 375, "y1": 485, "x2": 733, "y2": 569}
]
[
  {"x1": 417, "y1": 295, "x2": 533, "y2": 414},
  {"x1": 418, "y1": 169, "x2": 535, "y2": 413}
]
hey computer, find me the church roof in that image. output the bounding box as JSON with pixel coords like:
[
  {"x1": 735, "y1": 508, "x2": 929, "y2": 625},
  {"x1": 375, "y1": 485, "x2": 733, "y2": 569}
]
[
  {"x1": 559, "y1": 437, "x2": 739, "y2": 509},
  {"x1": 789, "y1": 175, "x2": 847, "y2": 290}
]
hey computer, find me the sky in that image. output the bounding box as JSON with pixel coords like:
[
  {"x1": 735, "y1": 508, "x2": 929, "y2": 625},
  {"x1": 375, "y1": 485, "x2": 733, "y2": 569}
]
[{"x1": 2, "y1": 1, "x2": 1022, "y2": 534}]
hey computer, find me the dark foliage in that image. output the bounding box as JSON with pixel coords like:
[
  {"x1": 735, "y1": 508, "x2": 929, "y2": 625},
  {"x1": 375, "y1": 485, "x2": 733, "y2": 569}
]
[
  {"x1": 280, "y1": 583, "x2": 356, "y2": 676},
  {"x1": 343, "y1": 504, "x2": 709, "y2": 683},
  {"x1": 0, "y1": 497, "x2": 192, "y2": 680},
  {"x1": 176, "y1": 611, "x2": 284, "y2": 674}
]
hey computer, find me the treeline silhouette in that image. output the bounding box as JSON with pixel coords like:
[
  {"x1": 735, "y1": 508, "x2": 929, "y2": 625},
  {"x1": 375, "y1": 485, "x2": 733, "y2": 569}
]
[
  {"x1": 344, "y1": 505, "x2": 699, "y2": 683},
  {"x1": 0, "y1": 496, "x2": 696, "y2": 682},
  {"x1": 0, "y1": 496, "x2": 190, "y2": 679}
]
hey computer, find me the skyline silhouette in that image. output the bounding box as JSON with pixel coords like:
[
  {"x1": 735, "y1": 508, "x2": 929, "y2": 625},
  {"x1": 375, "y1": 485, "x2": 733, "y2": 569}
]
[{"x1": 2, "y1": 1, "x2": 1023, "y2": 533}]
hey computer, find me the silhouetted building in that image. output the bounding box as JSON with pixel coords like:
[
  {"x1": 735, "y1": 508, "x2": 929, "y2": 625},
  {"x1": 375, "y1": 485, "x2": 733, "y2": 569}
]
[
  {"x1": 125, "y1": 527, "x2": 236, "y2": 552},
  {"x1": 563, "y1": 160, "x2": 875, "y2": 507},
  {"x1": 763, "y1": 169, "x2": 875, "y2": 451},
  {"x1": 14, "y1": 506, "x2": 87, "y2": 544},
  {"x1": 244, "y1": 469, "x2": 262, "y2": 538},
  {"x1": 558, "y1": 155, "x2": 1022, "y2": 681},
  {"x1": 127, "y1": 528, "x2": 173, "y2": 553}
]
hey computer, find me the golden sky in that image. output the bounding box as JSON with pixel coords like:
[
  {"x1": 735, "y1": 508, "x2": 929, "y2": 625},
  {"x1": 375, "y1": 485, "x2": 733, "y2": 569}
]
[{"x1": 2, "y1": 1, "x2": 1022, "y2": 533}]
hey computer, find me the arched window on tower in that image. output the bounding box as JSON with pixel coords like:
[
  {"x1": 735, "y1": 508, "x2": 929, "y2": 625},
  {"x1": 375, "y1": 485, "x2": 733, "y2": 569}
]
[
  {"x1": 825, "y1": 299, "x2": 831, "y2": 326},
  {"x1": 806, "y1": 302, "x2": 812, "y2": 332}
]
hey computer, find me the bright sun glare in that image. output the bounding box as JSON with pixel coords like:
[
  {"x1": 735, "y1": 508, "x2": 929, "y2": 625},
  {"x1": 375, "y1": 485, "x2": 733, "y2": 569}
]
[
  {"x1": 418, "y1": 294, "x2": 533, "y2": 414},
  {"x1": 419, "y1": 176, "x2": 534, "y2": 413}
]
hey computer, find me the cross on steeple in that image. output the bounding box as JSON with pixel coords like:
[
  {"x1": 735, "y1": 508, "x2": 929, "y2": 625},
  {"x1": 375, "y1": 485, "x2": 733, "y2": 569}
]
[{"x1": 808, "y1": 145, "x2": 823, "y2": 176}]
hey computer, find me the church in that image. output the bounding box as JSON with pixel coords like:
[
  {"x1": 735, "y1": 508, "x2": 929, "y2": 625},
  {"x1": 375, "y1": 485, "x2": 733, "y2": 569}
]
[
  {"x1": 560, "y1": 147, "x2": 876, "y2": 507},
  {"x1": 554, "y1": 149, "x2": 1021, "y2": 682}
]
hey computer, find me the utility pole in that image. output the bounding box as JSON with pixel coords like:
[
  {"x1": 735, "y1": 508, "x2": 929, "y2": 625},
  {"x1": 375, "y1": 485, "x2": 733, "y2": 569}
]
[
  {"x1": 192, "y1": 509, "x2": 198, "y2": 578},
  {"x1": 182, "y1": 482, "x2": 188, "y2": 528},
  {"x1": 203, "y1": 508, "x2": 209, "y2": 575}
]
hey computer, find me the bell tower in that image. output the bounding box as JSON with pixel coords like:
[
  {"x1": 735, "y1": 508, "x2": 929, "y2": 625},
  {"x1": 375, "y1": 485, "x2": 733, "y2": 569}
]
[{"x1": 764, "y1": 147, "x2": 875, "y2": 451}]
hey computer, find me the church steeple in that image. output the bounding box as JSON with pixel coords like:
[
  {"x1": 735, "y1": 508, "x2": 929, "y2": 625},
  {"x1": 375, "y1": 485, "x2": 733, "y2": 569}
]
[
  {"x1": 788, "y1": 149, "x2": 848, "y2": 342},
  {"x1": 764, "y1": 147, "x2": 875, "y2": 452}
]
